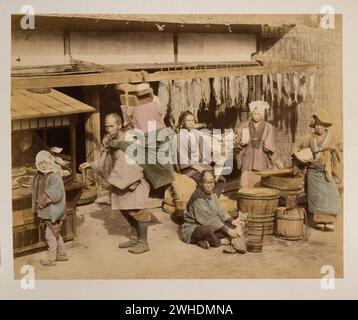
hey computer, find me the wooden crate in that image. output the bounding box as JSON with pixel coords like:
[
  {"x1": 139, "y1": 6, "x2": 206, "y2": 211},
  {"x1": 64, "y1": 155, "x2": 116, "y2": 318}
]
[{"x1": 12, "y1": 181, "x2": 82, "y2": 256}]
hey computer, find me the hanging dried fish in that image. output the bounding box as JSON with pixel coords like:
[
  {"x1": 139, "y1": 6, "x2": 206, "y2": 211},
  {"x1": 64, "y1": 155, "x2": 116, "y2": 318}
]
[
  {"x1": 228, "y1": 75, "x2": 238, "y2": 107},
  {"x1": 309, "y1": 73, "x2": 315, "y2": 101},
  {"x1": 235, "y1": 76, "x2": 241, "y2": 106},
  {"x1": 251, "y1": 76, "x2": 256, "y2": 101},
  {"x1": 212, "y1": 77, "x2": 222, "y2": 107},
  {"x1": 157, "y1": 80, "x2": 172, "y2": 115},
  {"x1": 276, "y1": 73, "x2": 283, "y2": 103},
  {"x1": 201, "y1": 78, "x2": 211, "y2": 110},
  {"x1": 192, "y1": 78, "x2": 203, "y2": 121},
  {"x1": 171, "y1": 79, "x2": 186, "y2": 126},
  {"x1": 221, "y1": 77, "x2": 228, "y2": 108},
  {"x1": 269, "y1": 74, "x2": 274, "y2": 101},
  {"x1": 299, "y1": 72, "x2": 307, "y2": 102},
  {"x1": 184, "y1": 79, "x2": 194, "y2": 113},
  {"x1": 262, "y1": 74, "x2": 268, "y2": 100},
  {"x1": 293, "y1": 72, "x2": 300, "y2": 103},
  {"x1": 271, "y1": 73, "x2": 278, "y2": 103},
  {"x1": 284, "y1": 73, "x2": 292, "y2": 95},
  {"x1": 239, "y1": 75, "x2": 249, "y2": 106},
  {"x1": 284, "y1": 73, "x2": 292, "y2": 106}
]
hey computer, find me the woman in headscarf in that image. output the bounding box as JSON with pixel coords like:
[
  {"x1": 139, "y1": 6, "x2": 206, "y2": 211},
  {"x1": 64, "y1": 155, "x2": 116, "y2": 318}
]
[
  {"x1": 291, "y1": 109, "x2": 342, "y2": 232},
  {"x1": 235, "y1": 100, "x2": 280, "y2": 188},
  {"x1": 32, "y1": 150, "x2": 67, "y2": 266}
]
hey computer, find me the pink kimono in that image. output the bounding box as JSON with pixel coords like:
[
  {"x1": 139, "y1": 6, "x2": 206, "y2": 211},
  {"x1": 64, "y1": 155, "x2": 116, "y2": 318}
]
[
  {"x1": 90, "y1": 148, "x2": 150, "y2": 210},
  {"x1": 120, "y1": 100, "x2": 165, "y2": 133},
  {"x1": 236, "y1": 120, "x2": 276, "y2": 188}
]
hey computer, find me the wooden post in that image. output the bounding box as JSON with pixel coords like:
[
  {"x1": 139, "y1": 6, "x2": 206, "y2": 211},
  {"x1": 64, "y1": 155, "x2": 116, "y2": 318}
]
[
  {"x1": 255, "y1": 75, "x2": 262, "y2": 100},
  {"x1": 70, "y1": 115, "x2": 78, "y2": 182},
  {"x1": 83, "y1": 86, "x2": 101, "y2": 162},
  {"x1": 42, "y1": 129, "x2": 47, "y2": 148},
  {"x1": 173, "y1": 33, "x2": 178, "y2": 63},
  {"x1": 64, "y1": 30, "x2": 71, "y2": 59}
]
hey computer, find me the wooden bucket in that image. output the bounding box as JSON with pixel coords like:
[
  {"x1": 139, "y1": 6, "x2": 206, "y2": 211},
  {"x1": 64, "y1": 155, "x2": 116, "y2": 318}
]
[
  {"x1": 247, "y1": 239, "x2": 264, "y2": 253},
  {"x1": 238, "y1": 187, "x2": 279, "y2": 236},
  {"x1": 275, "y1": 206, "x2": 305, "y2": 240},
  {"x1": 247, "y1": 222, "x2": 264, "y2": 253}
]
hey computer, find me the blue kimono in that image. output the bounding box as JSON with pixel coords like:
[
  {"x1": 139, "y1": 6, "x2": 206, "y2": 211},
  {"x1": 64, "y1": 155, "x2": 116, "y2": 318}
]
[{"x1": 32, "y1": 172, "x2": 66, "y2": 223}]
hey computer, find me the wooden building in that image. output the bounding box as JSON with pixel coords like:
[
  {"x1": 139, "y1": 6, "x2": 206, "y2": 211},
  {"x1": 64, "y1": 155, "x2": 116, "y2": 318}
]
[{"x1": 10, "y1": 14, "x2": 342, "y2": 253}]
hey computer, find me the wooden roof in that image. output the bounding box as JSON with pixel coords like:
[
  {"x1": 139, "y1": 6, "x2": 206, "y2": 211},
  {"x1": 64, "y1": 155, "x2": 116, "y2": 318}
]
[
  {"x1": 11, "y1": 89, "x2": 96, "y2": 120},
  {"x1": 11, "y1": 14, "x2": 304, "y2": 34}
]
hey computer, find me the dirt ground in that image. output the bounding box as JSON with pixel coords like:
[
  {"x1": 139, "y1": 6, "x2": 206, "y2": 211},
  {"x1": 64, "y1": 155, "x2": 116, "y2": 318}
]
[{"x1": 13, "y1": 196, "x2": 343, "y2": 280}]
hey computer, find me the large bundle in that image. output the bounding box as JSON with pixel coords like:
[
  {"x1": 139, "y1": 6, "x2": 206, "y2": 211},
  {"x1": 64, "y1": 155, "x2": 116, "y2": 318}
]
[
  {"x1": 109, "y1": 129, "x2": 175, "y2": 190},
  {"x1": 163, "y1": 172, "x2": 197, "y2": 214}
]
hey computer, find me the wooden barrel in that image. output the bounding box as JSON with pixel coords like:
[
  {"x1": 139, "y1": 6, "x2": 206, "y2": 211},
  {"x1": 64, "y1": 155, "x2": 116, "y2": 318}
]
[
  {"x1": 238, "y1": 187, "x2": 280, "y2": 236},
  {"x1": 275, "y1": 206, "x2": 305, "y2": 240}
]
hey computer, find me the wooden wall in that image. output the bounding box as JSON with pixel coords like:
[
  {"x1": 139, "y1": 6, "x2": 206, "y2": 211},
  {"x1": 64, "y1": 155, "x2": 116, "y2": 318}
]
[
  {"x1": 70, "y1": 31, "x2": 175, "y2": 64},
  {"x1": 11, "y1": 30, "x2": 68, "y2": 67},
  {"x1": 177, "y1": 33, "x2": 256, "y2": 62},
  {"x1": 11, "y1": 30, "x2": 257, "y2": 67}
]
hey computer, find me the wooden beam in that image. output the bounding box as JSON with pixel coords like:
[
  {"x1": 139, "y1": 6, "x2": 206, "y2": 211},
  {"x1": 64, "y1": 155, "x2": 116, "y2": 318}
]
[
  {"x1": 64, "y1": 30, "x2": 71, "y2": 58},
  {"x1": 70, "y1": 115, "x2": 78, "y2": 182},
  {"x1": 12, "y1": 62, "x2": 320, "y2": 89},
  {"x1": 83, "y1": 86, "x2": 101, "y2": 162},
  {"x1": 173, "y1": 33, "x2": 178, "y2": 64},
  {"x1": 12, "y1": 70, "x2": 145, "y2": 89}
]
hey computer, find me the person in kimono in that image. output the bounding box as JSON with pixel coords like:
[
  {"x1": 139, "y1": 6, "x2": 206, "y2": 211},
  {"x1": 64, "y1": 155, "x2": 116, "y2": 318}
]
[
  {"x1": 32, "y1": 150, "x2": 68, "y2": 266},
  {"x1": 80, "y1": 113, "x2": 151, "y2": 254},
  {"x1": 174, "y1": 111, "x2": 226, "y2": 197},
  {"x1": 181, "y1": 170, "x2": 240, "y2": 249},
  {"x1": 291, "y1": 109, "x2": 342, "y2": 232},
  {"x1": 235, "y1": 100, "x2": 280, "y2": 188}
]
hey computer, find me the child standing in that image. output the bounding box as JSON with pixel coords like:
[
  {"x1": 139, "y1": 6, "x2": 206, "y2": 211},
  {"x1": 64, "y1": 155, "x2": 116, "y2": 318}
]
[{"x1": 32, "y1": 150, "x2": 68, "y2": 266}]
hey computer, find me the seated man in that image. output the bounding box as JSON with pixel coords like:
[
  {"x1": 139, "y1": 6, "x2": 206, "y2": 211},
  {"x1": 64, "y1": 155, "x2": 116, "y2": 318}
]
[{"x1": 181, "y1": 170, "x2": 240, "y2": 249}]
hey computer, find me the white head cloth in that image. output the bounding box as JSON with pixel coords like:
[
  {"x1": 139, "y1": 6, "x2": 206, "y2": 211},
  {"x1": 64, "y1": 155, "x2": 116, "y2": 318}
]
[
  {"x1": 35, "y1": 150, "x2": 56, "y2": 174},
  {"x1": 249, "y1": 100, "x2": 270, "y2": 117}
]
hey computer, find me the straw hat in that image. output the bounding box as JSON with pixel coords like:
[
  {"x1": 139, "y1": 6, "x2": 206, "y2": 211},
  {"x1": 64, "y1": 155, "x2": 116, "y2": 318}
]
[{"x1": 309, "y1": 109, "x2": 333, "y2": 127}]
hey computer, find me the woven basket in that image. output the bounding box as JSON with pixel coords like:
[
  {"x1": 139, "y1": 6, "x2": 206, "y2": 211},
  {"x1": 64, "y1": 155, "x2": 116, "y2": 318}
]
[
  {"x1": 261, "y1": 174, "x2": 304, "y2": 191},
  {"x1": 162, "y1": 172, "x2": 197, "y2": 213}
]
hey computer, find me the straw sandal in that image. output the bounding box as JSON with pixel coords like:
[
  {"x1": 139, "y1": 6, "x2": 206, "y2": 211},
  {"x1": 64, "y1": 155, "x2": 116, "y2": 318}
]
[{"x1": 196, "y1": 240, "x2": 210, "y2": 249}]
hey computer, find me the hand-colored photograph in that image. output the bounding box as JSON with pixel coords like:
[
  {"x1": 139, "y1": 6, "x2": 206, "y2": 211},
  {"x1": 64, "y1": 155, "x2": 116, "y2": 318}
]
[{"x1": 10, "y1": 13, "x2": 343, "y2": 280}]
